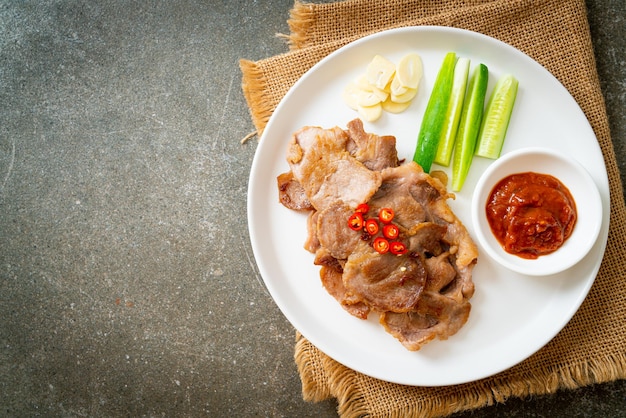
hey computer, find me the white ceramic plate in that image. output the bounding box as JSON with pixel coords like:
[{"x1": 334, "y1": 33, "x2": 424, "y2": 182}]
[{"x1": 247, "y1": 26, "x2": 610, "y2": 386}]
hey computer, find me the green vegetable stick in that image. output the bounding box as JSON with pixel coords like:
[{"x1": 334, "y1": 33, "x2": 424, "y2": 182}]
[
  {"x1": 475, "y1": 74, "x2": 519, "y2": 159},
  {"x1": 412, "y1": 52, "x2": 457, "y2": 173},
  {"x1": 434, "y1": 57, "x2": 470, "y2": 167},
  {"x1": 451, "y1": 63, "x2": 489, "y2": 192}
]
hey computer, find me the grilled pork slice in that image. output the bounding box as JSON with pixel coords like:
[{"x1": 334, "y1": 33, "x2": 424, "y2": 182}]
[
  {"x1": 380, "y1": 292, "x2": 472, "y2": 351},
  {"x1": 345, "y1": 118, "x2": 399, "y2": 171},
  {"x1": 286, "y1": 125, "x2": 382, "y2": 210},
  {"x1": 277, "y1": 171, "x2": 312, "y2": 211},
  {"x1": 315, "y1": 201, "x2": 362, "y2": 260},
  {"x1": 319, "y1": 265, "x2": 370, "y2": 320},
  {"x1": 343, "y1": 240, "x2": 427, "y2": 313},
  {"x1": 303, "y1": 211, "x2": 320, "y2": 254}
]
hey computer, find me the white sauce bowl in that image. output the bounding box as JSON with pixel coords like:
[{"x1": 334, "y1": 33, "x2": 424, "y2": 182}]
[{"x1": 471, "y1": 147, "x2": 603, "y2": 276}]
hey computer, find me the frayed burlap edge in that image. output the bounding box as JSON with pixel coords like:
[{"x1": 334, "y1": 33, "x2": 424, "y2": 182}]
[
  {"x1": 296, "y1": 332, "x2": 626, "y2": 417},
  {"x1": 286, "y1": 1, "x2": 318, "y2": 50},
  {"x1": 239, "y1": 39, "x2": 355, "y2": 137},
  {"x1": 294, "y1": 331, "x2": 333, "y2": 402},
  {"x1": 239, "y1": 59, "x2": 270, "y2": 139}
]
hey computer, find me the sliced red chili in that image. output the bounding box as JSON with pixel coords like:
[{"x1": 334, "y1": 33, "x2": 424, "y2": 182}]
[
  {"x1": 364, "y1": 219, "x2": 379, "y2": 235},
  {"x1": 348, "y1": 212, "x2": 364, "y2": 231},
  {"x1": 372, "y1": 237, "x2": 389, "y2": 254},
  {"x1": 382, "y1": 224, "x2": 399, "y2": 240},
  {"x1": 390, "y1": 241, "x2": 407, "y2": 255},
  {"x1": 378, "y1": 207, "x2": 394, "y2": 224},
  {"x1": 355, "y1": 203, "x2": 370, "y2": 214}
]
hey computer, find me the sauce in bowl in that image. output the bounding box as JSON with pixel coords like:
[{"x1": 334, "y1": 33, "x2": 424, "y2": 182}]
[{"x1": 485, "y1": 172, "x2": 577, "y2": 259}]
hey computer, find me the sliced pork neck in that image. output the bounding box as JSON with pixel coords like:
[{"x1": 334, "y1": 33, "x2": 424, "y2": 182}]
[{"x1": 276, "y1": 119, "x2": 478, "y2": 351}]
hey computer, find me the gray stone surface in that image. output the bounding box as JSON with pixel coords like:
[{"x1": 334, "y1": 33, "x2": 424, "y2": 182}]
[{"x1": 0, "y1": 0, "x2": 624, "y2": 416}]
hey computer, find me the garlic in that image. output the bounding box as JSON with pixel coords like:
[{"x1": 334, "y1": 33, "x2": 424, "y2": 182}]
[{"x1": 343, "y1": 52, "x2": 423, "y2": 121}]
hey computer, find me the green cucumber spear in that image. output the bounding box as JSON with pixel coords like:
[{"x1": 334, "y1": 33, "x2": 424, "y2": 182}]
[
  {"x1": 451, "y1": 63, "x2": 489, "y2": 192},
  {"x1": 412, "y1": 52, "x2": 457, "y2": 173},
  {"x1": 475, "y1": 74, "x2": 519, "y2": 159},
  {"x1": 434, "y1": 57, "x2": 470, "y2": 166}
]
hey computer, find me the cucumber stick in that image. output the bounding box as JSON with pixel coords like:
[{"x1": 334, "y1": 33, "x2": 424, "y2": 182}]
[
  {"x1": 434, "y1": 57, "x2": 470, "y2": 166},
  {"x1": 412, "y1": 52, "x2": 457, "y2": 173},
  {"x1": 475, "y1": 74, "x2": 519, "y2": 159},
  {"x1": 451, "y1": 63, "x2": 489, "y2": 192}
]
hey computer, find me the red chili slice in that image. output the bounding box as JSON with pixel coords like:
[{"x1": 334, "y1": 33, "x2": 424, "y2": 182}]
[
  {"x1": 365, "y1": 219, "x2": 379, "y2": 235},
  {"x1": 372, "y1": 237, "x2": 389, "y2": 254},
  {"x1": 390, "y1": 241, "x2": 407, "y2": 255},
  {"x1": 378, "y1": 207, "x2": 394, "y2": 223},
  {"x1": 348, "y1": 212, "x2": 364, "y2": 231},
  {"x1": 382, "y1": 224, "x2": 399, "y2": 240},
  {"x1": 355, "y1": 203, "x2": 370, "y2": 214}
]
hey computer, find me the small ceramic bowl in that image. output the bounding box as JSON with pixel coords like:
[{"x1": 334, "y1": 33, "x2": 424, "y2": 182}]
[{"x1": 471, "y1": 147, "x2": 602, "y2": 276}]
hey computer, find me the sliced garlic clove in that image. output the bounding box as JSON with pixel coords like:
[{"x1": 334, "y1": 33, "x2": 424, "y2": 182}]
[
  {"x1": 357, "y1": 89, "x2": 384, "y2": 107},
  {"x1": 370, "y1": 86, "x2": 389, "y2": 103},
  {"x1": 357, "y1": 103, "x2": 383, "y2": 122},
  {"x1": 391, "y1": 87, "x2": 418, "y2": 104},
  {"x1": 395, "y1": 53, "x2": 423, "y2": 89},
  {"x1": 342, "y1": 82, "x2": 362, "y2": 110},
  {"x1": 390, "y1": 74, "x2": 409, "y2": 97},
  {"x1": 381, "y1": 97, "x2": 412, "y2": 113},
  {"x1": 353, "y1": 74, "x2": 389, "y2": 105},
  {"x1": 365, "y1": 55, "x2": 396, "y2": 90}
]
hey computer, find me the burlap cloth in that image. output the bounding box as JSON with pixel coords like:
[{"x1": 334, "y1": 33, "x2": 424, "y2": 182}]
[{"x1": 240, "y1": 0, "x2": 626, "y2": 416}]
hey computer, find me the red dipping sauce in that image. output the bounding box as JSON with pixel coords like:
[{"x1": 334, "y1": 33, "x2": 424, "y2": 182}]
[{"x1": 485, "y1": 172, "x2": 577, "y2": 259}]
